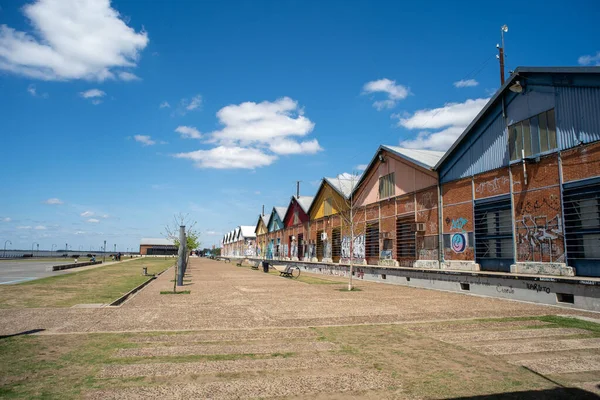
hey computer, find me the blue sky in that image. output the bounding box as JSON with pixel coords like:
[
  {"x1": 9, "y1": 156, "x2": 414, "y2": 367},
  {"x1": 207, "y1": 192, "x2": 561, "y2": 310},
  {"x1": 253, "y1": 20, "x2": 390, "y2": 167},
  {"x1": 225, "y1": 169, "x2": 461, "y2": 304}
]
[{"x1": 0, "y1": 0, "x2": 598, "y2": 251}]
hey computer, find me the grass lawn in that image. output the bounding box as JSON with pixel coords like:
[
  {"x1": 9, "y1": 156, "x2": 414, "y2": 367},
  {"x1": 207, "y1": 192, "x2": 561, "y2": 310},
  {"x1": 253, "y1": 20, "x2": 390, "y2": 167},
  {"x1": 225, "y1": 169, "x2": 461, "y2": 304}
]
[{"x1": 0, "y1": 258, "x2": 174, "y2": 308}]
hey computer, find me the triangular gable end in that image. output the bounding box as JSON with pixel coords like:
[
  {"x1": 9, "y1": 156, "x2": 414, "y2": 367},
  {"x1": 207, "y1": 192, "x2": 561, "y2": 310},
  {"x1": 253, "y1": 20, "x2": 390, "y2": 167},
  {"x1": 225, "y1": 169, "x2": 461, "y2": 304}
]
[{"x1": 352, "y1": 145, "x2": 442, "y2": 207}]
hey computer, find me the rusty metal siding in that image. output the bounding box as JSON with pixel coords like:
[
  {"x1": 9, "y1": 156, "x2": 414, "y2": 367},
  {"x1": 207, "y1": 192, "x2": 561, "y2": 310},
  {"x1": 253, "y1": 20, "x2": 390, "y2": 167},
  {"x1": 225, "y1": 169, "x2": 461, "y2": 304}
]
[
  {"x1": 556, "y1": 86, "x2": 600, "y2": 150},
  {"x1": 439, "y1": 108, "x2": 507, "y2": 184}
]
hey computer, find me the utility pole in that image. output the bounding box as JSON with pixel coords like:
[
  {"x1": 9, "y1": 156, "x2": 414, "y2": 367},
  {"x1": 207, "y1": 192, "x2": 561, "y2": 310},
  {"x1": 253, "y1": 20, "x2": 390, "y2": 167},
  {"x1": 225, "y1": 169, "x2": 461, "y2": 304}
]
[
  {"x1": 496, "y1": 24, "x2": 508, "y2": 85},
  {"x1": 103, "y1": 240, "x2": 106, "y2": 262}
]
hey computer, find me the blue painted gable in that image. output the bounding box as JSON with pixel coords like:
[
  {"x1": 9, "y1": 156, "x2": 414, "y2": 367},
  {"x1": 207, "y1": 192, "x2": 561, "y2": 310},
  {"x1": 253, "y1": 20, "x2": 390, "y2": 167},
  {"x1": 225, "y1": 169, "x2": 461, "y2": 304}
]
[{"x1": 437, "y1": 67, "x2": 600, "y2": 184}]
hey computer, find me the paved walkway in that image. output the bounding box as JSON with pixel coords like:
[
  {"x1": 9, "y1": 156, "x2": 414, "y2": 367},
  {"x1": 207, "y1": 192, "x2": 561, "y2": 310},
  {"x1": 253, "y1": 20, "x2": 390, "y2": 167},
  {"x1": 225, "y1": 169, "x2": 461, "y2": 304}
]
[{"x1": 0, "y1": 258, "x2": 594, "y2": 336}]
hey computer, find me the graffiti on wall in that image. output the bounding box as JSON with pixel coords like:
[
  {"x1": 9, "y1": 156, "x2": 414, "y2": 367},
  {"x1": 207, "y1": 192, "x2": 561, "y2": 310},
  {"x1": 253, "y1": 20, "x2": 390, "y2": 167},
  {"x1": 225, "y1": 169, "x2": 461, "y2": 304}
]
[
  {"x1": 421, "y1": 192, "x2": 435, "y2": 209},
  {"x1": 446, "y1": 217, "x2": 468, "y2": 231},
  {"x1": 290, "y1": 239, "x2": 298, "y2": 258},
  {"x1": 451, "y1": 233, "x2": 467, "y2": 253},
  {"x1": 340, "y1": 234, "x2": 366, "y2": 260},
  {"x1": 245, "y1": 240, "x2": 256, "y2": 257},
  {"x1": 475, "y1": 176, "x2": 509, "y2": 194},
  {"x1": 516, "y1": 214, "x2": 564, "y2": 263},
  {"x1": 517, "y1": 194, "x2": 561, "y2": 215},
  {"x1": 323, "y1": 240, "x2": 332, "y2": 259},
  {"x1": 282, "y1": 244, "x2": 289, "y2": 258}
]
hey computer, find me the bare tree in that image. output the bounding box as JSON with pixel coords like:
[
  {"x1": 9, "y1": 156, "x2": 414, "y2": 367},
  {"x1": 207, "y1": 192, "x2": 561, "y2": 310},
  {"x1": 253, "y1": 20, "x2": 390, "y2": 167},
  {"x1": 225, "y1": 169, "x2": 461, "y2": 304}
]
[{"x1": 328, "y1": 172, "x2": 363, "y2": 291}]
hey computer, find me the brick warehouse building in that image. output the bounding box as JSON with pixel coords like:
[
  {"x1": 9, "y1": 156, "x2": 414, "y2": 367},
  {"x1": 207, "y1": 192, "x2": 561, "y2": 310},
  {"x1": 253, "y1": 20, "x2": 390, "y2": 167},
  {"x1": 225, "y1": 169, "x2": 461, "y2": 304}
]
[
  {"x1": 437, "y1": 67, "x2": 600, "y2": 277},
  {"x1": 139, "y1": 238, "x2": 177, "y2": 256}
]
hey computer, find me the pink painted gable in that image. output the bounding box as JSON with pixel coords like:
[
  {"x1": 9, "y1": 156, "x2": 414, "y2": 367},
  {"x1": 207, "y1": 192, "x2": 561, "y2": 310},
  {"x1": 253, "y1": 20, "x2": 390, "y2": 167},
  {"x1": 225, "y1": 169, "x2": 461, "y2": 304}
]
[{"x1": 355, "y1": 151, "x2": 437, "y2": 207}]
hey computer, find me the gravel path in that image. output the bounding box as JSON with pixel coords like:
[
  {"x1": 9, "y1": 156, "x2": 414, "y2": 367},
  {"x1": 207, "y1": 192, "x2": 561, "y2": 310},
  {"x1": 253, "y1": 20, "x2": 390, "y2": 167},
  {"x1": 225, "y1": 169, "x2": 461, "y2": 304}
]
[
  {"x1": 472, "y1": 337, "x2": 600, "y2": 355},
  {"x1": 87, "y1": 370, "x2": 393, "y2": 400},
  {"x1": 0, "y1": 258, "x2": 593, "y2": 336},
  {"x1": 127, "y1": 328, "x2": 317, "y2": 343},
  {"x1": 515, "y1": 355, "x2": 600, "y2": 375},
  {"x1": 100, "y1": 354, "x2": 357, "y2": 378},
  {"x1": 432, "y1": 327, "x2": 588, "y2": 343},
  {"x1": 115, "y1": 341, "x2": 338, "y2": 357}
]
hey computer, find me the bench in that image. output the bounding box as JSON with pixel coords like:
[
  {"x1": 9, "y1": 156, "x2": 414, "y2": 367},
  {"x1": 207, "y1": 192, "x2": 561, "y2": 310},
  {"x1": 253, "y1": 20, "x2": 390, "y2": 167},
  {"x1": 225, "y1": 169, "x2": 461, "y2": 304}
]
[
  {"x1": 271, "y1": 264, "x2": 301, "y2": 278},
  {"x1": 216, "y1": 257, "x2": 231, "y2": 263}
]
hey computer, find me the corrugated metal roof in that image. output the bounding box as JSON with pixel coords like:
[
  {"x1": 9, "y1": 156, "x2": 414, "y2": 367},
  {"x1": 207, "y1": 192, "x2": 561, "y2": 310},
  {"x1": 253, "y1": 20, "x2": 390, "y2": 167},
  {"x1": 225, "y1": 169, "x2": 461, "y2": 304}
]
[
  {"x1": 274, "y1": 206, "x2": 288, "y2": 220},
  {"x1": 324, "y1": 176, "x2": 358, "y2": 198},
  {"x1": 295, "y1": 196, "x2": 314, "y2": 213},
  {"x1": 140, "y1": 238, "x2": 175, "y2": 246},
  {"x1": 239, "y1": 225, "x2": 256, "y2": 238},
  {"x1": 556, "y1": 86, "x2": 600, "y2": 149},
  {"x1": 435, "y1": 66, "x2": 600, "y2": 171},
  {"x1": 381, "y1": 145, "x2": 444, "y2": 170},
  {"x1": 261, "y1": 215, "x2": 269, "y2": 225}
]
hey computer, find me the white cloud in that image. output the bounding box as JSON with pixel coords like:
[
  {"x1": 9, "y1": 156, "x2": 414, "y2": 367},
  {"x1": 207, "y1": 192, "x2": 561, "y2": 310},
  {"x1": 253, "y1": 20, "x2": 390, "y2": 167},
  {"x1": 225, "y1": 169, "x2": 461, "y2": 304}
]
[
  {"x1": 175, "y1": 126, "x2": 202, "y2": 139},
  {"x1": 159, "y1": 101, "x2": 170, "y2": 108},
  {"x1": 80, "y1": 89, "x2": 105, "y2": 98},
  {"x1": 397, "y1": 98, "x2": 489, "y2": 151},
  {"x1": 254, "y1": 191, "x2": 261, "y2": 195},
  {"x1": 186, "y1": 94, "x2": 202, "y2": 110},
  {"x1": 578, "y1": 52, "x2": 600, "y2": 66},
  {"x1": 175, "y1": 146, "x2": 277, "y2": 169},
  {"x1": 205, "y1": 230, "x2": 221, "y2": 235},
  {"x1": 44, "y1": 197, "x2": 63, "y2": 205},
  {"x1": 2, "y1": 217, "x2": 11, "y2": 222},
  {"x1": 176, "y1": 97, "x2": 320, "y2": 169},
  {"x1": 269, "y1": 138, "x2": 322, "y2": 155},
  {"x1": 211, "y1": 97, "x2": 315, "y2": 143},
  {"x1": 34, "y1": 225, "x2": 46, "y2": 230},
  {"x1": 81, "y1": 211, "x2": 94, "y2": 217},
  {"x1": 133, "y1": 134, "x2": 155, "y2": 146},
  {"x1": 87, "y1": 218, "x2": 100, "y2": 223},
  {"x1": 362, "y1": 78, "x2": 409, "y2": 110},
  {"x1": 453, "y1": 79, "x2": 479, "y2": 88},
  {"x1": 17, "y1": 225, "x2": 32, "y2": 230},
  {"x1": 355, "y1": 164, "x2": 368, "y2": 171},
  {"x1": 118, "y1": 71, "x2": 140, "y2": 81},
  {"x1": 27, "y1": 83, "x2": 48, "y2": 98},
  {"x1": 0, "y1": 0, "x2": 148, "y2": 81},
  {"x1": 101, "y1": 214, "x2": 109, "y2": 219}
]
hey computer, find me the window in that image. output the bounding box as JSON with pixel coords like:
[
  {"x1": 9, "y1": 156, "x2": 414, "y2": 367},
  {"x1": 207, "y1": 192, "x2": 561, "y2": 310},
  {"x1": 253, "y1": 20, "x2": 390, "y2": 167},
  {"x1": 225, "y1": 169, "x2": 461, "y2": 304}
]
[
  {"x1": 509, "y1": 109, "x2": 557, "y2": 161},
  {"x1": 366, "y1": 222, "x2": 379, "y2": 258},
  {"x1": 324, "y1": 197, "x2": 333, "y2": 216},
  {"x1": 379, "y1": 173, "x2": 395, "y2": 199},
  {"x1": 396, "y1": 217, "x2": 416, "y2": 258},
  {"x1": 474, "y1": 196, "x2": 514, "y2": 272},
  {"x1": 564, "y1": 179, "x2": 600, "y2": 276}
]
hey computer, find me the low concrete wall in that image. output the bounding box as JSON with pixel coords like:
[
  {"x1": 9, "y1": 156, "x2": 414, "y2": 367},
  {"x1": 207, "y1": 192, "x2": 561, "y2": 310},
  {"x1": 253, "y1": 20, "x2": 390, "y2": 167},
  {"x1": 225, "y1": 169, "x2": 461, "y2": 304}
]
[
  {"x1": 49, "y1": 261, "x2": 102, "y2": 271},
  {"x1": 240, "y1": 257, "x2": 600, "y2": 312}
]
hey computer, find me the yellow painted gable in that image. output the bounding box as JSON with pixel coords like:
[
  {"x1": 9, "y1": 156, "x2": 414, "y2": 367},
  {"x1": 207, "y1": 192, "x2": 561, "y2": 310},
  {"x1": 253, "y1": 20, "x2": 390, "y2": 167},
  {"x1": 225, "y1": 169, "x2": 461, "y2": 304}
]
[
  {"x1": 310, "y1": 181, "x2": 348, "y2": 220},
  {"x1": 256, "y1": 218, "x2": 267, "y2": 235}
]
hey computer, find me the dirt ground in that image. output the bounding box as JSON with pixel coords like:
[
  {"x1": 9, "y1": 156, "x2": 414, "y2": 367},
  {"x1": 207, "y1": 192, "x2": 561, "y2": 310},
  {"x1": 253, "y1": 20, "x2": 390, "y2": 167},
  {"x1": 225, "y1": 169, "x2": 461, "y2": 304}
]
[{"x1": 3, "y1": 258, "x2": 600, "y2": 399}]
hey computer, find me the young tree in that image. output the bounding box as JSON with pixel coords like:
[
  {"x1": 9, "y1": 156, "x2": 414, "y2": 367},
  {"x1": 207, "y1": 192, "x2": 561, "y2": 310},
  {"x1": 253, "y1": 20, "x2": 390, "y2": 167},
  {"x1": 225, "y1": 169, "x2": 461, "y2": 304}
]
[{"x1": 329, "y1": 172, "x2": 363, "y2": 291}]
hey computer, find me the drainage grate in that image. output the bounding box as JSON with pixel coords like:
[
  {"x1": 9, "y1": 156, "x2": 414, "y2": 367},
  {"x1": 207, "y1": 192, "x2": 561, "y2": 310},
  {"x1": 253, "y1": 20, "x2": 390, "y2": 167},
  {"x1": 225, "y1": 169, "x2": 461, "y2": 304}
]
[
  {"x1": 460, "y1": 282, "x2": 470, "y2": 291},
  {"x1": 381, "y1": 274, "x2": 386, "y2": 280},
  {"x1": 556, "y1": 293, "x2": 575, "y2": 304}
]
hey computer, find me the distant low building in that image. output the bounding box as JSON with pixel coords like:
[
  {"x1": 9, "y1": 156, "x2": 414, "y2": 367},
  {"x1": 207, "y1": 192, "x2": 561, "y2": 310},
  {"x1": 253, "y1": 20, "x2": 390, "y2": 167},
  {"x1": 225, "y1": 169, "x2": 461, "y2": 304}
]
[{"x1": 139, "y1": 238, "x2": 177, "y2": 256}]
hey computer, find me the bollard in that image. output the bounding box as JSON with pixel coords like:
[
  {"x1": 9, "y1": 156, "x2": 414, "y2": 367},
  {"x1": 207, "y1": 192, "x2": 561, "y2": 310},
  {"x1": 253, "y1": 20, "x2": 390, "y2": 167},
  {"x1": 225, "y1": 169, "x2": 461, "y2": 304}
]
[{"x1": 142, "y1": 267, "x2": 147, "y2": 276}]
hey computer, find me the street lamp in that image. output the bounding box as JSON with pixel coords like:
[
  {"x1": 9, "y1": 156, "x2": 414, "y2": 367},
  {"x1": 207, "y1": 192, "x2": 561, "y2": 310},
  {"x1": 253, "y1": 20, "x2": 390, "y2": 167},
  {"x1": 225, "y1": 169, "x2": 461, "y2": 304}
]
[{"x1": 3, "y1": 240, "x2": 11, "y2": 258}]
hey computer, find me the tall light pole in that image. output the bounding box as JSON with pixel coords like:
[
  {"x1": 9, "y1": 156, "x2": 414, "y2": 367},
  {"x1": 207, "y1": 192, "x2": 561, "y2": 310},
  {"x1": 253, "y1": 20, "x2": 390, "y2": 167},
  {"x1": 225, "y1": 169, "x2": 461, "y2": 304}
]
[
  {"x1": 103, "y1": 240, "x2": 106, "y2": 262},
  {"x1": 51, "y1": 244, "x2": 57, "y2": 252},
  {"x1": 3, "y1": 240, "x2": 11, "y2": 258},
  {"x1": 496, "y1": 24, "x2": 508, "y2": 85},
  {"x1": 114, "y1": 244, "x2": 116, "y2": 253},
  {"x1": 32, "y1": 242, "x2": 38, "y2": 256},
  {"x1": 37, "y1": 243, "x2": 39, "y2": 257}
]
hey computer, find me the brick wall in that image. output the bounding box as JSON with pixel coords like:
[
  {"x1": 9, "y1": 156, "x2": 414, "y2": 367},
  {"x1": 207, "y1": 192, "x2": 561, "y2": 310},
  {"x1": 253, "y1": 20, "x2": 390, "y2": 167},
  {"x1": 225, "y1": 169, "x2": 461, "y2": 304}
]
[
  {"x1": 562, "y1": 141, "x2": 600, "y2": 183},
  {"x1": 441, "y1": 177, "x2": 474, "y2": 261}
]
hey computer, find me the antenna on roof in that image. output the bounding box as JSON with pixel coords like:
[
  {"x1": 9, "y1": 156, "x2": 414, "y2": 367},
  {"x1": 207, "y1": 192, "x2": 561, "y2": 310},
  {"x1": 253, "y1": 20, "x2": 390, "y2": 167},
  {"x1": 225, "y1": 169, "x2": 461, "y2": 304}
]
[
  {"x1": 262, "y1": 205, "x2": 264, "y2": 216},
  {"x1": 496, "y1": 24, "x2": 508, "y2": 85},
  {"x1": 296, "y1": 181, "x2": 301, "y2": 198}
]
